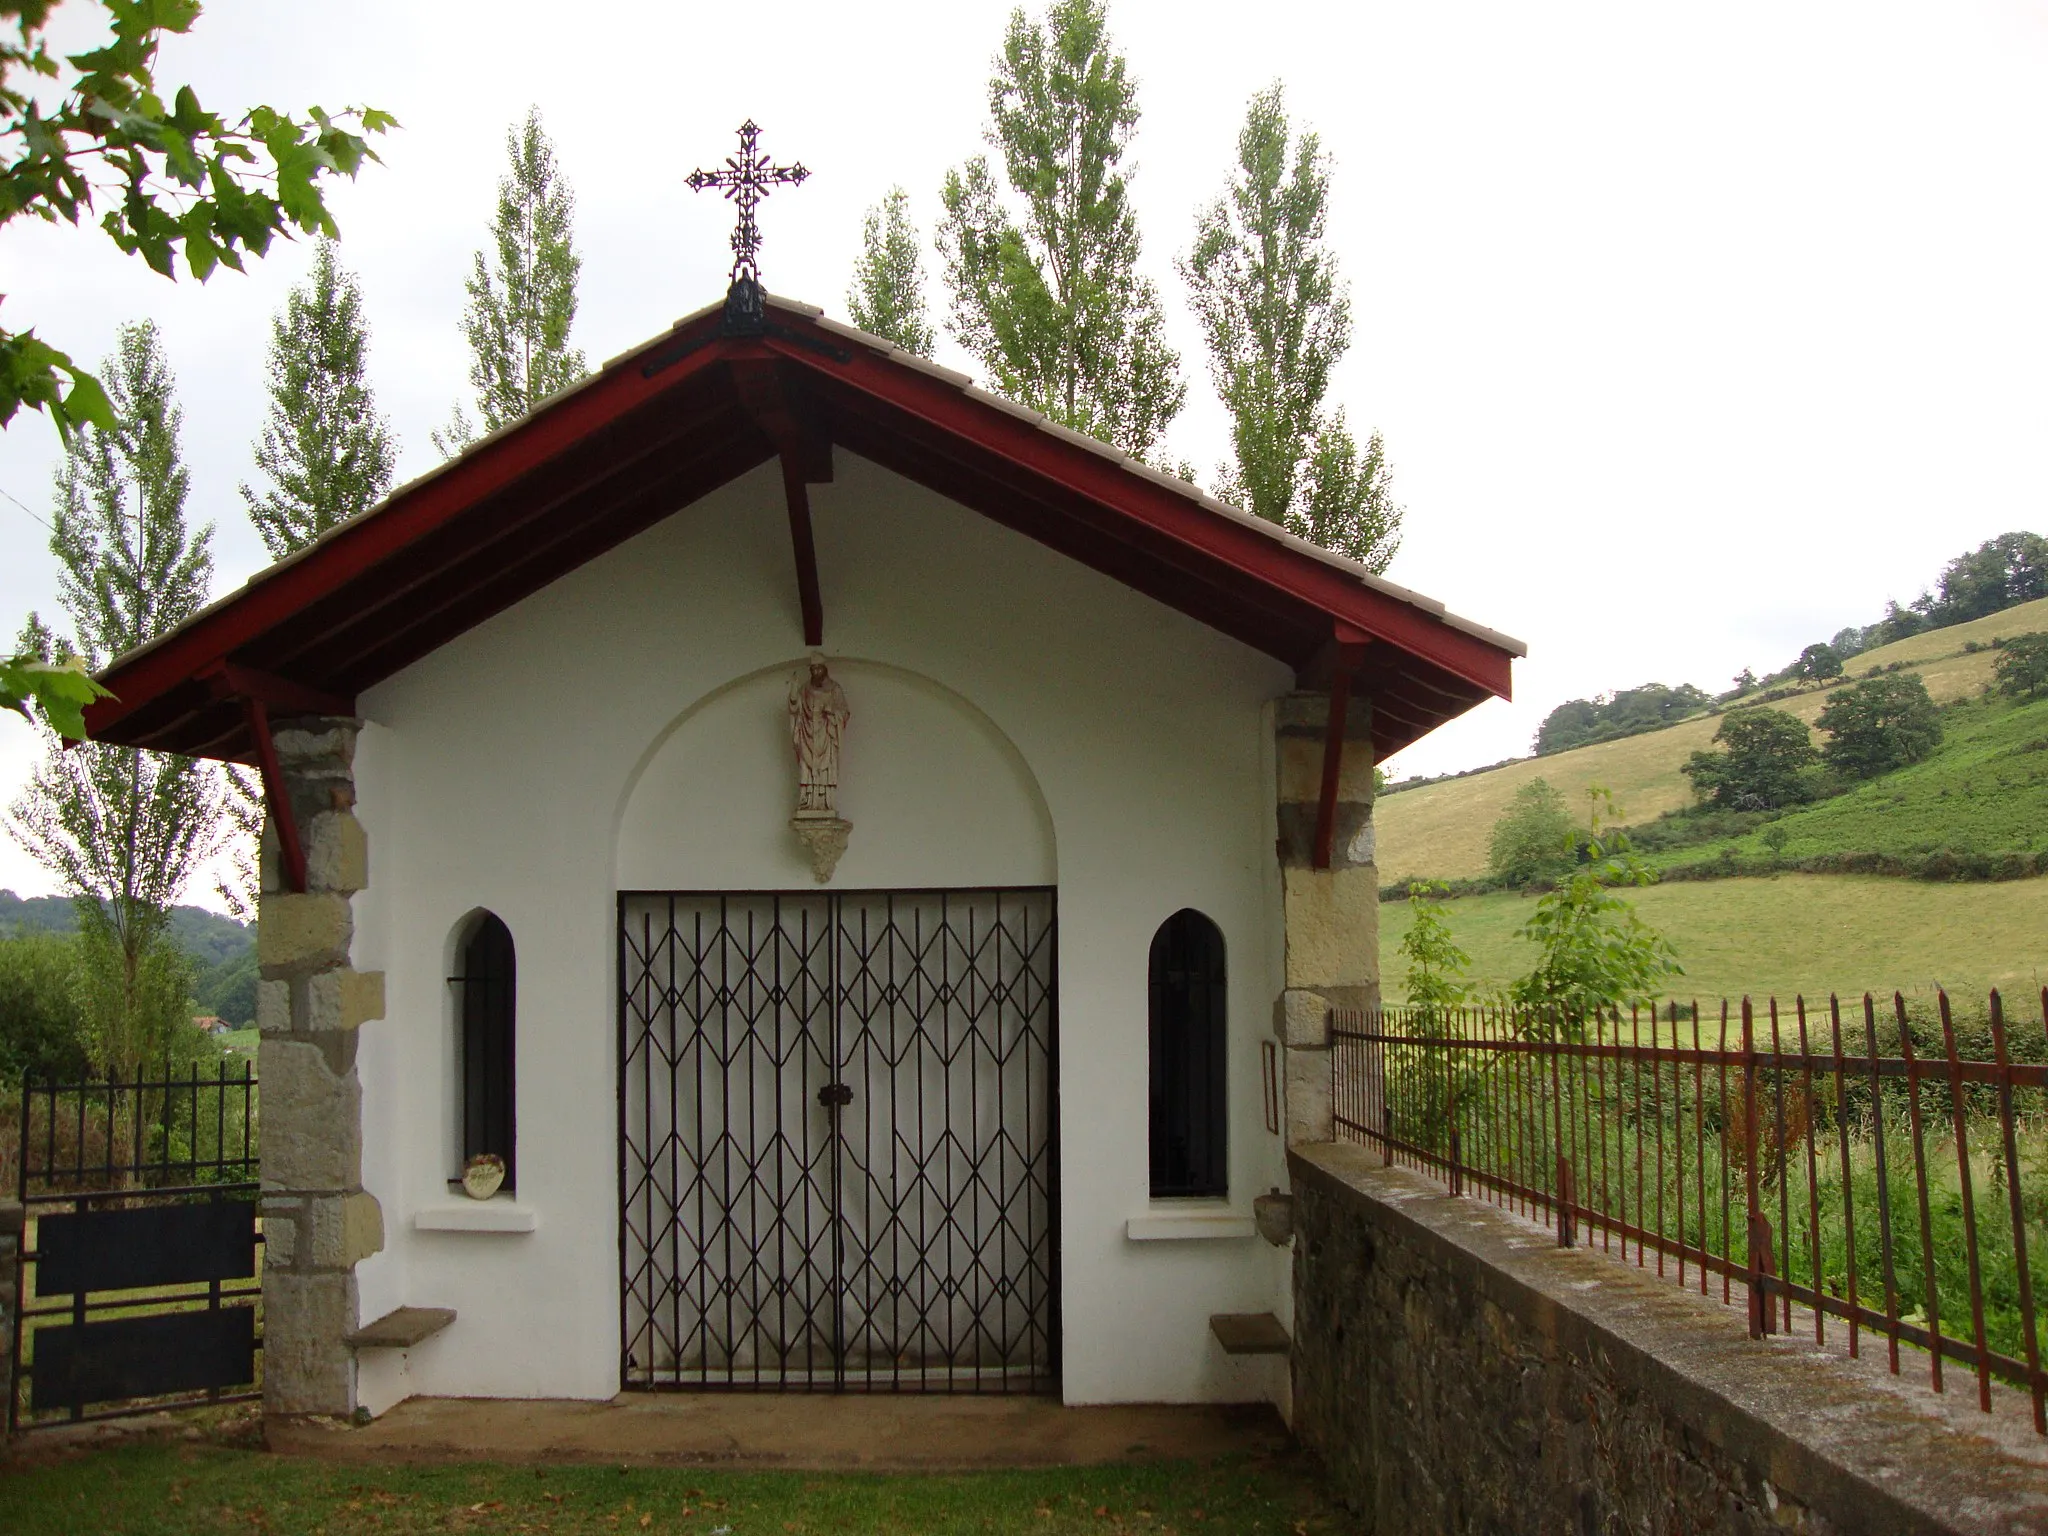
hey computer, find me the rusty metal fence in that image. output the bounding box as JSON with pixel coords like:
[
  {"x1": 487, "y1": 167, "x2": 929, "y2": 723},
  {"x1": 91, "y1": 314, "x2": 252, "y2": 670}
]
[{"x1": 1331, "y1": 993, "x2": 2048, "y2": 1435}]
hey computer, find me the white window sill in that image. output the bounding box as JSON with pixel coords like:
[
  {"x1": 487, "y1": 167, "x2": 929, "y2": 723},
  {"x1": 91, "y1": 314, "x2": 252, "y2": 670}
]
[
  {"x1": 1124, "y1": 1212, "x2": 1255, "y2": 1241},
  {"x1": 413, "y1": 1199, "x2": 538, "y2": 1234}
]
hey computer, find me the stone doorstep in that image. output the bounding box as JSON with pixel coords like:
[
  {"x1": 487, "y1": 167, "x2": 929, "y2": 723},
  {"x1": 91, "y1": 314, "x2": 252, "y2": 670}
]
[
  {"x1": 344, "y1": 1307, "x2": 456, "y2": 1350},
  {"x1": 1210, "y1": 1313, "x2": 1291, "y2": 1356}
]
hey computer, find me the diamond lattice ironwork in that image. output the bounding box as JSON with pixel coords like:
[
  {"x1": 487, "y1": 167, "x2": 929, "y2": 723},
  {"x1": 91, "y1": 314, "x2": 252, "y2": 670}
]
[{"x1": 619, "y1": 888, "x2": 1057, "y2": 1393}]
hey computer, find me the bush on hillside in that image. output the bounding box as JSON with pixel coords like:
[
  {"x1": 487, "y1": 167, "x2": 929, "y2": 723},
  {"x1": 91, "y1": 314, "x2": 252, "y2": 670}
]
[
  {"x1": 1993, "y1": 632, "x2": 2048, "y2": 700},
  {"x1": 0, "y1": 932, "x2": 93, "y2": 1083},
  {"x1": 1816, "y1": 674, "x2": 1943, "y2": 780},
  {"x1": 1681, "y1": 707, "x2": 1820, "y2": 810},
  {"x1": 1486, "y1": 779, "x2": 1578, "y2": 886}
]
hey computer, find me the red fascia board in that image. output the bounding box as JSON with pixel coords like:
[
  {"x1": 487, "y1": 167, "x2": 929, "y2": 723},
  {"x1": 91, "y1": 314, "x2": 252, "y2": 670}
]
[
  {"x1": 770, "y1": 327, "x2": 1516, "y2": 702},
  {"x1": 84, "y1": 312, "x2": 730, "y2": 740}
]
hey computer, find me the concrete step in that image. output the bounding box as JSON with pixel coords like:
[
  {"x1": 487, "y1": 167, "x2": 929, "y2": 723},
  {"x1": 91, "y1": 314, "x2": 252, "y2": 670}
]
[
  {"x1": 347, "y1": 1306, "x2": 456, "y2": 1350},
  {"x1": 1209, "y1": 1312, "x2": 1290, "y2": 1356}
]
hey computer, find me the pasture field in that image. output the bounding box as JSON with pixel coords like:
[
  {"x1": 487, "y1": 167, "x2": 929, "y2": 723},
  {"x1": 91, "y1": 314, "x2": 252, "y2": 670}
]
[
  {"x1": 1376, "y1": 600, "x2": 2047, "y2": 882},
  {"x1": 1378, "y1": 874, "x2": 2048, "y2": 1006}
]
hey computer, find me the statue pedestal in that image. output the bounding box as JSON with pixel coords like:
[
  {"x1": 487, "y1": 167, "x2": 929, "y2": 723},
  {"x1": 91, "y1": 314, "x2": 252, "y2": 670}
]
[{"x1": 790, "y1": 815, "x2": 851, "y2": 883}]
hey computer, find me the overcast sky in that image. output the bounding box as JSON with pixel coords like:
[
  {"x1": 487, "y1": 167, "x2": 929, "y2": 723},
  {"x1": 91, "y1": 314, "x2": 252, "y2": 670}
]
[{"x1": 2, "y1": 0, "x2": 2046, "y2": 905}]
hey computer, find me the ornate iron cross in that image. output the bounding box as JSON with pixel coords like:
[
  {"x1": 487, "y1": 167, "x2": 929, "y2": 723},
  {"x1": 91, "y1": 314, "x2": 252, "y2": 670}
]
[{"x1": 688, "y1": 119, "x2": 808, "y2": 334}]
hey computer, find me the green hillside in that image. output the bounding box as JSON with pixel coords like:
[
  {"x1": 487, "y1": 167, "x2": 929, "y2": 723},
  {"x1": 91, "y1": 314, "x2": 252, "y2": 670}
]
[
  {"x1": 1377, "y1": 597, "x2": 2048, "y2": 882},
  {"x1": 1381, "y1": 874, "x2": 2048, "y2": 1006}
]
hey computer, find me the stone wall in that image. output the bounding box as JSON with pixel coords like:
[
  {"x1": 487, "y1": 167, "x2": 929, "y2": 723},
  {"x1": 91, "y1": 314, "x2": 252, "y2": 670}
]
[
  {"x1": 1291, "y1": 1143, "x2": 2048, "y2": 1536},
  {"x1": 0, "y1": 1199, "x2": 17, "y2": 1444},
  {"x1": 257, "y1": 717, "x2": 385, "y2": 1419}
]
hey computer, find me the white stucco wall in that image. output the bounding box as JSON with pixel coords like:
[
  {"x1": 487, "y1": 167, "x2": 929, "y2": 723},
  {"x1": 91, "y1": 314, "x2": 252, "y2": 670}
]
[{"x1": 348, "y1": 451, "x2": 1296, "y2": 1414}]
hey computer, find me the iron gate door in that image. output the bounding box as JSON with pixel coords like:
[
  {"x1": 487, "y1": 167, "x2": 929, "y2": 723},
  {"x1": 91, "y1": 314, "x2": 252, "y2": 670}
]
[{"x1": 618, "y1": 888, "x2": 1057, "y2": 1392}]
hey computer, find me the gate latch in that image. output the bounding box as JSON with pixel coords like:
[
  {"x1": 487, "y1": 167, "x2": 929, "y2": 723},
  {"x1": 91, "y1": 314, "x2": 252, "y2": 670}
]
[{"x1": 817, "y1": 1083, "x2": 854, "y2": 1109}]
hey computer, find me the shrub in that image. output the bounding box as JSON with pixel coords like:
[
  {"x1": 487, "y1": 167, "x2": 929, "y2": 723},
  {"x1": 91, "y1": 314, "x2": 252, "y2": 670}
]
[
  {"x1": 1399, "y1": 881, "x2": 1471, "y2": 1022},
  {"x1": 1507, "y1": 789, "x2": 1681, "y2": 1033},
  {"x1": 1816, "y1": 673, "x2": 1942, "y2": 780},
  {"x1": 1486, "y1": 779, "x2": 1577, "y2": 886}
]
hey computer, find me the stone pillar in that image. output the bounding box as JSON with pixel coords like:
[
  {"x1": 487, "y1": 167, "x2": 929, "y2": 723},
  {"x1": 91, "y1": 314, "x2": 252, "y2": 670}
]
[
  {"x1": 1274, "y1": 691, "x2": 1379, "y2": 1144},
  {"x1": 0, "y1": 1199, "x2": 19, "y2": 1447},
  {"x1": 255, "y1": 717, "x2": 385, "y2": 1420}
]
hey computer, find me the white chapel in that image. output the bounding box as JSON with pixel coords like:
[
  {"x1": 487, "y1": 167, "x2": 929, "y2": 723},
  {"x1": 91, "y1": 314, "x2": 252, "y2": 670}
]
[{"x1": 83, "y1": 274, "x2": 1520, "y2": 1420}]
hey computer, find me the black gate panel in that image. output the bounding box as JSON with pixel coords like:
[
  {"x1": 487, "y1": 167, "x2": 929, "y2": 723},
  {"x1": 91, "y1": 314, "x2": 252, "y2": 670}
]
[
  {"x1": 620, "y1": 888, "x2": 1056, "y2": 1393},
  {"x1": 36, "y1": 1202, "x2": 256, "y2": 1296},
  {"x1": 31, "y1": 1306, "x2": 255, "y2": 1414}
]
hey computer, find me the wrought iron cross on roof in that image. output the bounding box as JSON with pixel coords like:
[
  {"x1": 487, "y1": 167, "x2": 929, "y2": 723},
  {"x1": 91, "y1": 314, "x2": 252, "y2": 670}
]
[{"x1": 688, "y1": 119, "x2": 809, "y2": 335}]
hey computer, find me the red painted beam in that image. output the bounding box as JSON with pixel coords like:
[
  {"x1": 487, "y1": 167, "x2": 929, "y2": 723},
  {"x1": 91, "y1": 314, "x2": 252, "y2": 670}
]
[
  {"x1": 782, "y1": 454, "x2": 825, "y2": 648},
  {"x1": 774, "y1": 330, "x2": 1518, "y2": 702},
  {"x1": 84, "y1": 307, "x2": 733, "y2": 743},
  {"x1": 241, "y1": 697, "x2": 305, "y2": 895},
  {"x1": 1313, "y1": 632, "x2": 1370, "y2": 870},
  {"x1": 203, "y1": 662, "x2": 354, "y2": 718}
]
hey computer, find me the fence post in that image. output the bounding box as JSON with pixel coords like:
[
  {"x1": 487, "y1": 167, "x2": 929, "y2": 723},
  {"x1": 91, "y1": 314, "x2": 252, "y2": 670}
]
[
  {"x1": 1743, "y1": 999, "x2": 1775, "y2": 1337},
  {"x1": 1557, "y1": 1155, "x2": 1575, "y2": 1247},
  {"x1": 1449, "y1": 1124, "x2": 1462, "y2": 1197}
]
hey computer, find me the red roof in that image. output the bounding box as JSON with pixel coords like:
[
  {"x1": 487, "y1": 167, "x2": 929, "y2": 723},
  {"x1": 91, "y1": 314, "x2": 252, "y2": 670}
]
[{"x1": 84, "y1": 295, "x2": 1521, "y2": 763}]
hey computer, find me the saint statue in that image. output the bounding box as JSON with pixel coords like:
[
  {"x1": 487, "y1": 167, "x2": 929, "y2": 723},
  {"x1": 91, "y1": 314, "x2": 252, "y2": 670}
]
[{"x1": 789, "y1": 656, "x2": 850, "y2": 817}]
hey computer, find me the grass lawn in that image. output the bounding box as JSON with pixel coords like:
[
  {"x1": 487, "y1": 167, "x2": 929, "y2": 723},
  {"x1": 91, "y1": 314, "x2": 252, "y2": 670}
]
[
  {"x1": 1375, "y1": 598, "x2": 2048, "y2": 882},
  {"x1": 1380, "y1": 873, "x2": 2048, "y2": 1006},
  {"x1": 218, "y1": 1027, "x2": 258, "y2": 1058},
  {"x1": 0, "y1": 1444, "x2": 1351, "y2": 1535}
]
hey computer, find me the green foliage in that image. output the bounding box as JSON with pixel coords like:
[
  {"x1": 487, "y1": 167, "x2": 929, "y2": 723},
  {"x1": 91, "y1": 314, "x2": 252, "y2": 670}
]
[
  {"x1": 435, "y1": 107, "x2": 586, "y2": 456},
  {"x1": 1680, "y1": 706, "x2": 1818, "y2": 810},
  {"x1": 847, "y1": 187, "x2": 935, "y2": 356},
  {"x1": 936, "y1": 0, "x2": 1184, "y2": 461},
  {"x1": 1794, "y1": 642, "x2": 1843, "y2": 681},
  {"x1": 1485, "y1": 777, "x2": 1576, "y2": 886},
  {"x1": 1816, "y1": 672, "x2": 1943, "y2": 780},
  {"x1": 6, "y1": 320, "x2": 222, "y2": 1078},
  {"x1": 1994, "y1": 632, "x2": 2048, "y2": 699},
  {"x1": 1917, "y1": 532, "x2": 2048, "y2": 628},
  {"x1": 0, "y1": 649, "x2": 107, "y2": 738},
  {"x1": 1180, "y1": 84, "x2": 1400, "y2": 572},
  {"x1": 241, "y1": 238, "x2": 394, "y2": 558},
  {"x1": 1507, "y1": 790, "x2": 1681, "y2": 1030},
  {"x1": 1398, "y1": 881, "x2": 1471, "y2": 1023},
  {"x1": 0, "y1": 1, "x2": 390, "y2": 438},
  {"x1": 0, "y1": 931, "x2": 91, "y2": 1082},
  {"x1": 1535, "y1": 681, "x2": 1710, "y2": 755}
]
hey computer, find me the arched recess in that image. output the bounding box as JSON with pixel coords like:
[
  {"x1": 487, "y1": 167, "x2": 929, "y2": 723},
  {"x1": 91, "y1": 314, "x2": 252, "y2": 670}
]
[
  {"x1": 1149, "y1": 908, "x2": 1227, "y2": 1198},
  {"x1": 612, "y1": 657, "x2": 1055, "y2": 891},
  {"x1": 452, "y1": 910, "x2": 517, "y2": 1189}
]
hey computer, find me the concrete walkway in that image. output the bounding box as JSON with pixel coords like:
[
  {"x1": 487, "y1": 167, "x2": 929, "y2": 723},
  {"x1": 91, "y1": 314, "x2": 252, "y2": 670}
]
[{"x1": 268, "y1": 1395, "x2": 1291, "y2": 1472}]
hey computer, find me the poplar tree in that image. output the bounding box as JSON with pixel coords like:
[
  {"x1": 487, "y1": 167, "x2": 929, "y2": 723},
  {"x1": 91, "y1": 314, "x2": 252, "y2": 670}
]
[
  {"x1": 8, "y1": 321, "x2": 222, "y2": 1078},
  {"x1": 937, "y1": 0, "x2": 1184, "y2": 461},
  {"x1": 434, "y1": 107, "x2": 587, "y2": 456},
  {"x1": 1181, "y1": 85, "x2": 1403, "y2": 572},
  {"x1": 848, "y1": 188, "x2": 935, "y2": 356},
  {"x1": 242, "y1": 238, "x2": 396, "y2": 559}
]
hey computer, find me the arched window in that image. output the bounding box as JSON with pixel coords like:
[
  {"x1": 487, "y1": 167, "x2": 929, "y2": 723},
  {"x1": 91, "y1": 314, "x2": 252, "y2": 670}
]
[
  {"x1": 1148, "y1": 909, "x2": 1226, "y2": 1198},
  {"x1": 456, "y1": 913, "x2": 516, "y2": 1189}
]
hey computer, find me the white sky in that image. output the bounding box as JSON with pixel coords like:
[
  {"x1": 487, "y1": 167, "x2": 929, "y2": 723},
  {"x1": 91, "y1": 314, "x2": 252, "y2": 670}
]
[{"x1": 2, "y1": 0, "x2": 2046, "y2": 906}]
